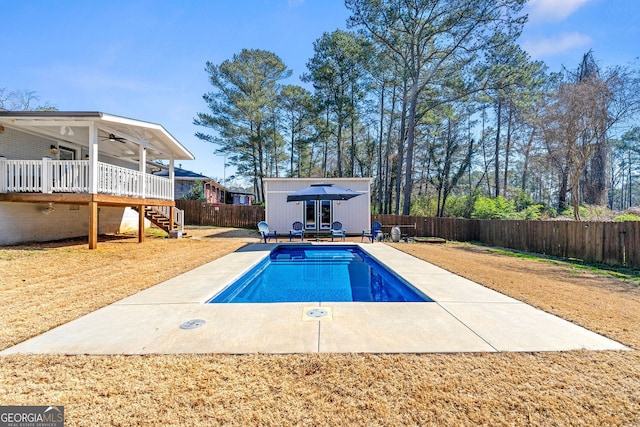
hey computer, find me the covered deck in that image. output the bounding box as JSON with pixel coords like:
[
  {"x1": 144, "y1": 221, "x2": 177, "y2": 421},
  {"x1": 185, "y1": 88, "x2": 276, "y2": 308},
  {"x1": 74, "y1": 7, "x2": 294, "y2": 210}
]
[{"x1": 0, "y1": 111, "x2": 194, "y2": 248}]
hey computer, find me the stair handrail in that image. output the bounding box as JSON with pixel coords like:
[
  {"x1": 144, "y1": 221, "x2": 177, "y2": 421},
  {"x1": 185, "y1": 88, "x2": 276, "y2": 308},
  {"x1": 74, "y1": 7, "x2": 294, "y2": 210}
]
[
  {"x1": 151, "y1": 205, "x2": 184, "y2": 232},
  {"x1": 175, "y1": 207, "x2": 184, "y2": 232}
]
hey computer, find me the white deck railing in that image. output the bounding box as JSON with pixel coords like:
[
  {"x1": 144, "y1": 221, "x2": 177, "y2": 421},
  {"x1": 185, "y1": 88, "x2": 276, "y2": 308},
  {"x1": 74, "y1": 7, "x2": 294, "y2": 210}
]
[
  {"x1": 51, "y1": 160, "x2": 90, "y2": 193},
  {"x1": 145, "y1": 171, "x2": 173, "y2": 201},
  {"x1": 0, "y1": 159, "x2": 44, "y2": 192},
  {"x1": 0, "y1": 158, "x2": 173, "y2": 201},
  {"x1": 98, "y1": 162, "x2": 142, "y2": 197}
]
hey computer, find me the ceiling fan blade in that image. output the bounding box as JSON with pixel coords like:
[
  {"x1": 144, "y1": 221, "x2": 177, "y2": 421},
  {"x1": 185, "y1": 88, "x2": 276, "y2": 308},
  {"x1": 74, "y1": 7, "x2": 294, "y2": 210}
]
[{"x1": 106, "y1": 133, "x2": 127, "y2": 143}]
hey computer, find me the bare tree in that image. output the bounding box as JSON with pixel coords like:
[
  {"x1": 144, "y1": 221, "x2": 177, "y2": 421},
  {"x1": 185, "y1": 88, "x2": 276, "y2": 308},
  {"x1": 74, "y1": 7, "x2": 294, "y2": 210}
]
[
  {"x1": 541, "y1": 77, "x2": 612, "y2": 220},
  {"x1": 0, "y1": 88, "x2": 56, "y2": 111}
]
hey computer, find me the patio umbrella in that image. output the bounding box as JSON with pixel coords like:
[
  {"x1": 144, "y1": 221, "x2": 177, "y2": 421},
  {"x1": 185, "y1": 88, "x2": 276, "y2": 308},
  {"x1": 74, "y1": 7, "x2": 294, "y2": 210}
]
[{"x1": 286, "y1": 182, "x2": 363, "y2": 202}]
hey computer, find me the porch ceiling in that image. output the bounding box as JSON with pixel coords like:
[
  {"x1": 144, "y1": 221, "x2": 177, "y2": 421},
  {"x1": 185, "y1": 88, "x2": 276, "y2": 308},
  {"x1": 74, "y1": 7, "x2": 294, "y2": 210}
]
[{"x1": 0, "y1": 111, "x2": 194, "y2": 162}]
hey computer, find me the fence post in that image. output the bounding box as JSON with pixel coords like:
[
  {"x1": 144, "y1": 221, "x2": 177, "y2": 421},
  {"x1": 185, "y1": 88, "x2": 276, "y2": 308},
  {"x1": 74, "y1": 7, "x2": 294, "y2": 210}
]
[{"x1": 42, "y1": 157, "x2": 52, "y2": 194}]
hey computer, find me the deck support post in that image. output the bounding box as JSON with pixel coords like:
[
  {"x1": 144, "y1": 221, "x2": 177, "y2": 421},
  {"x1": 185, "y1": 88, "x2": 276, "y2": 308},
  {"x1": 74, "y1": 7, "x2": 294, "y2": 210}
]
[
  {"x1": 138, "y1": 204, "x2": 145, "y2": 243},
  {"x1": 169, "y1": 206, "x2": 175, "y2": 231},
  {"x1": 88, "y1": 200, "x2": 98, "y2": 249}
]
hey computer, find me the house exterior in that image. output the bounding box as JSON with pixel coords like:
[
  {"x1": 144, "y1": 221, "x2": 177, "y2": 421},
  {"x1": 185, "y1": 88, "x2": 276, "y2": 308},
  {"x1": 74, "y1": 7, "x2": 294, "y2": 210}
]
[
  {"x1": 154, "y1": 167, "x2": 254, "y2": 205},
  {"x1": 154, "y1": 167, "x2": 226, "y2": 204},
  {"x1": 263, "y1": 177, "x2": 371, "y2": 236},
  {"x1": 226, "y1": 189, "x2": 253, "y2": 205},
  {"x1": 0, "y1": 111, "x2": 194, "y2": 248},
  {"x1": 207, "y1": 180, "x2": 227, "y2": 204}
]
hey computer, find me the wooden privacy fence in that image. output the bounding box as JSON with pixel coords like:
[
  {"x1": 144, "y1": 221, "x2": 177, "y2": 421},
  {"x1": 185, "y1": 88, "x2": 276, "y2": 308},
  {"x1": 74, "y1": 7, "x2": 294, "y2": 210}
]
[
  {"x1": 374, "y1": 214, "x2": 640, "y2": 268},
  {"x1": 176, "y1": 200, "x2": 265, "y2": 229},
  {"x1": 175, "y1": 204, "x2": 639, "y2": 268}
]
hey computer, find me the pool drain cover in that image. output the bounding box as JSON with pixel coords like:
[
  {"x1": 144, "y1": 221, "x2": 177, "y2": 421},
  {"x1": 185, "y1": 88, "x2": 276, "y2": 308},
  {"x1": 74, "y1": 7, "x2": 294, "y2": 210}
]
[
  {"x1": 306, "y1": 309, "x2": 328, "y2": 318},
  {"x1": 180, "y1": 319, "x2": 206, "y2": 330}
]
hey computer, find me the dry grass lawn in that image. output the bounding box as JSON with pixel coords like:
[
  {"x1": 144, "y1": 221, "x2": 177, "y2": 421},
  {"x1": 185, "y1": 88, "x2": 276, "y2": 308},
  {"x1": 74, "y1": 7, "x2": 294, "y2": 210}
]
[{"x1": 1, "y1": 227, "x2": 639, "y2": 426}]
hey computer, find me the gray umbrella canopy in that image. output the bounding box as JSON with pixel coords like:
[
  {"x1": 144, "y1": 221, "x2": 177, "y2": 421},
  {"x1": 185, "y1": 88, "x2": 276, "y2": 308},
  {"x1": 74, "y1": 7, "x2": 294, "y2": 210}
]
[{"x1": 286, "y1": 183, "x2": 363, "y2": 202}]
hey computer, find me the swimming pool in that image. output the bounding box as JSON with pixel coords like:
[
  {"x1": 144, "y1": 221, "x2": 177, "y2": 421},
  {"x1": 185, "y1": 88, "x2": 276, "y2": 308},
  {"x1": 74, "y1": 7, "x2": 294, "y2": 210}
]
[{"x1": 208, "y1": 245, "x2": 433, "y2": 303}]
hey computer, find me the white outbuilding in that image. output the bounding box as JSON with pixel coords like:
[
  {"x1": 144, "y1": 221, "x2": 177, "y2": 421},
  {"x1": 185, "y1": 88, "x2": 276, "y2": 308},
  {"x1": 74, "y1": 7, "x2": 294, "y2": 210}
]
[{"x1": 263, "y1": 177, "x2": 371, "y2": 238}]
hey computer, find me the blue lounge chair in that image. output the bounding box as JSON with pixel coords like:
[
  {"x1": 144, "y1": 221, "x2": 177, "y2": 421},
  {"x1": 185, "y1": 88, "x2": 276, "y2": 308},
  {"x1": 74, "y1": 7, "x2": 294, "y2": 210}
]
[
  {"x1": 331, "y1": 221, "x2": 346, "y2": 242},
  {"x1": 257, "y1": 221, "x2": 277, "y2": 243},
  {"x1": 289, "y1": 221, "x2": 305, "y2": 241},
  {"x1": 362, "y1": 221, "x2": 382, "y2": 243}
]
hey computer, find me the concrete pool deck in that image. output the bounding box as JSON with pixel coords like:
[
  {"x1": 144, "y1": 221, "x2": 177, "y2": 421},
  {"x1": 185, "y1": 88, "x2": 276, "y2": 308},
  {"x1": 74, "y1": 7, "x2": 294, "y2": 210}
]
[{"x1": 1, "y1": 243, "x2": 628, "y2": 355}]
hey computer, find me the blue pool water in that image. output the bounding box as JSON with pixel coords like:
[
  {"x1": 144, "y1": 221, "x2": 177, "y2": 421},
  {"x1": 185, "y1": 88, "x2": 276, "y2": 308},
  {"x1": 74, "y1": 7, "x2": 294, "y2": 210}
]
[{"x1": 208, "y1": 245, "x2": 433, "y2": 303}]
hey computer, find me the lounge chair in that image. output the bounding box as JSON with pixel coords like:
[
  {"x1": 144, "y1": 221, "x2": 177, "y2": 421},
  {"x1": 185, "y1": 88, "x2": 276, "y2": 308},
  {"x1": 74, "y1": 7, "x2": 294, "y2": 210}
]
[
  {"x1": 289, "y1": 221, "x2": 305, "y2": 241},
  {"x1": 331, "y1": 221, "x2": 346, "y2": 242},
  {"x1": 362, "y1": 221, "x2": 382, "y2": 243},
  {"x1": 257, "y1": 221, "x2": 277, "y2": 243}
]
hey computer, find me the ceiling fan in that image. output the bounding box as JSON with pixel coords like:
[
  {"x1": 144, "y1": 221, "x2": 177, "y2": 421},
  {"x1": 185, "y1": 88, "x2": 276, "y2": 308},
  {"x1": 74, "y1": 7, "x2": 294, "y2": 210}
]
[{"x1": 101, "y1": 133, "x2": 127, "y2": 143}]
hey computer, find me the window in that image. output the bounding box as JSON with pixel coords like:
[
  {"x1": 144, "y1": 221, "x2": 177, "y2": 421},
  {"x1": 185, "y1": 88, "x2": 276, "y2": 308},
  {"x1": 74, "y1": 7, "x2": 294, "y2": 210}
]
[{"x1": 58, "y1": 146, "x2": 76, "y2": 160}]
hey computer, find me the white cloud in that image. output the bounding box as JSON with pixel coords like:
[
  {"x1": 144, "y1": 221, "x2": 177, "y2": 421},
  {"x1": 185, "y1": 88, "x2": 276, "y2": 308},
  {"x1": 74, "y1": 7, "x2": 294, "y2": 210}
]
[
  {"x1": 527, "y1": 0, "x2": 592, "y2": 22},
  {"x1": 522, "y1": 32, "x2": 592, "y2": 58}
]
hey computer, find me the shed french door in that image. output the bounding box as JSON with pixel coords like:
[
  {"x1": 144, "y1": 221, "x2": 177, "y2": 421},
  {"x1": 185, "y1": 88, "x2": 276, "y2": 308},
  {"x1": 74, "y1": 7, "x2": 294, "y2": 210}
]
[{"x1": 305, "y1": 200, "x2": 332, "y2": 231}]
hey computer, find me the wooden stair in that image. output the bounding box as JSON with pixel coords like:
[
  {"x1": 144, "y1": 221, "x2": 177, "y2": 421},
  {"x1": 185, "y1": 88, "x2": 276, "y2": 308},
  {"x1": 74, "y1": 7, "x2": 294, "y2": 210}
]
[{"x1": 132, "y1": 206, "x2": 186, "y2": 236}]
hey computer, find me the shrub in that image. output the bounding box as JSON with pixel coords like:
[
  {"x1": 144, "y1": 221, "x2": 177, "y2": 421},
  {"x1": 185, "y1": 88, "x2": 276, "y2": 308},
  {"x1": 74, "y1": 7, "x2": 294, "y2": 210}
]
[
  {"x1": 513, "y1": 189, "x2": 534, "y2": 211},
  {"x1": 410, "y1": 196, "x2": 438, "y2": 217},
  {"x1": 615, "y1": 213, "x2": 640, "y2": 222},
  {"x1": 471, "y1": 196, "x2": 515, "y2": 219},
  {"x1": 181, "y1": 179, "x2": 205, "y2": 201},
  {"x1": 513, "y1": 204, "x2": 544, "y2": 220},
  {"x1": 444, "y1": 195, "x2": 474, "y2": 218},
  {"x1": 562, "y1": 205, "x2": 614, "y2": 221}
]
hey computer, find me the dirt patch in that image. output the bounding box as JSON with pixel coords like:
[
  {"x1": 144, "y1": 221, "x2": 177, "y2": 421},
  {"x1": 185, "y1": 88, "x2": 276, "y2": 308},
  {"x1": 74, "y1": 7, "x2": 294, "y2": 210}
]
[{"x1": 1, "y1": 230, "x2": 639, "y2": 425}]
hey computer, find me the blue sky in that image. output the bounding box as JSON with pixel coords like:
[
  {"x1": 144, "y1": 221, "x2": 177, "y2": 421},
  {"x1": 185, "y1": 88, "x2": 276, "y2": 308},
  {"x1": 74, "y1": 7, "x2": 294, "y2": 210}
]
[{"x1": 1, "y1": 0, "x2": 638, "y2": 183}]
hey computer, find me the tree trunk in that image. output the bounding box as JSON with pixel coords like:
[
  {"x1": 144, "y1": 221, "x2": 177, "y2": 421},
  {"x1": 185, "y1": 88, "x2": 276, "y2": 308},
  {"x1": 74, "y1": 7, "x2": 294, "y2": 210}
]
[
  {"x1": 377, "y1": 82, "x2": 385, "y2": 214},
  {"x1": 256, "y1": 123, "x2": 265, "y2": 203},
  {"x1": 336, "y1": 120, "x2": 344, "y2": 177},
  {"x1": 395, "y1": 78, "x2": 408, "y2": 214},
  {"x1": 402, "y1": 79, "x2": 419, "y2": 215},
  {"x1": 383, "y1": 84, "x2": 397, "y2": 214},
  {"x1": 494, "y1": 101, "x2": 502, "y2": 197},
  {"x1": 502, "y1": 106, "x2": 513, "y2": 197},
  {"x1": 350, "y1": 83, "x2": 356, "y2": 177},
  {"x1": 572, "y1": 178, "x2": 582, "y2": 221},
  {"x1": 480, "y1": 106, "x2": 492, "y2": 195},
  {"x1": 322, "y1": 105, "x2": 329, "y2": 178},
  {"x1": 558, "y1": 159, "x2": 569, "y2": 212},
  {"x1": 583, "y1": 139, "x2": 609, "y2": 205},
  {"x1": 521, "y1": 128, "x2": 535, "y2": 190},
  {"x1": 629, "y1": 149, "x2": 633, "y2": 208},
  {"x1": 290, "y1": 115, "x2": 295, "y2": 177},
  {"x1": 272, "y1": 114, "x2": 279, "y2": 178}
]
